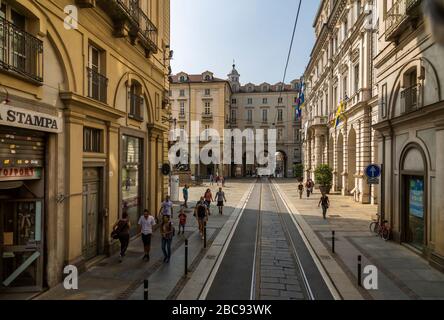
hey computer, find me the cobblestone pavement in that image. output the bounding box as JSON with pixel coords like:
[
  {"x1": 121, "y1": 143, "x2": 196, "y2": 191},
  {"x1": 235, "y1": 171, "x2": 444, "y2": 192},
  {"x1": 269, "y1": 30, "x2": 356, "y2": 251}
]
[
  {"x1": 258, "y1": 183, "x2": 305, "y2": 300},
  {"x1": 275, "y1": 179, "x2": 444, "y2": 300}
]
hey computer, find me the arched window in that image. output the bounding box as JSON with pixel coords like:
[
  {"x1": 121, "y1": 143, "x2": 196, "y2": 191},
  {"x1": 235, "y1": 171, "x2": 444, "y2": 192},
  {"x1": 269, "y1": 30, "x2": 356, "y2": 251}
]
[{"x1": 129, "y1": 81, "x2": 144, "y2": 120}]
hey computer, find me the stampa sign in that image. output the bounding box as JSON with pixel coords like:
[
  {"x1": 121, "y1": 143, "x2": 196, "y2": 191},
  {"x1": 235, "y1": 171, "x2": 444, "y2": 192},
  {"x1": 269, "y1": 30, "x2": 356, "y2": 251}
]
[{"x1": 0, "y1": 104, "x2": 63, "y2": 133}]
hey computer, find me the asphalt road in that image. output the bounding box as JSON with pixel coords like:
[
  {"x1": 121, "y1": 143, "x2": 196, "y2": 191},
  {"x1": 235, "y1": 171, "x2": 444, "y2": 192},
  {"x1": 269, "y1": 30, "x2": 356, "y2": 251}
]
[{"x1": 206, "y1": 178, "x2": 333, "y2": 300}]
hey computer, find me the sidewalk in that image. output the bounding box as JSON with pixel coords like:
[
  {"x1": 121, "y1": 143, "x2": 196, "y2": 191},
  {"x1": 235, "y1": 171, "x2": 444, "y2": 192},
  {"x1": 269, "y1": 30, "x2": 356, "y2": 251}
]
[
  {"x1": 275, "y1": 179, "x2": 444, "y2": 300},
  {"x1": 34, "y1": 179, "x2": 254, "y2": 300}
]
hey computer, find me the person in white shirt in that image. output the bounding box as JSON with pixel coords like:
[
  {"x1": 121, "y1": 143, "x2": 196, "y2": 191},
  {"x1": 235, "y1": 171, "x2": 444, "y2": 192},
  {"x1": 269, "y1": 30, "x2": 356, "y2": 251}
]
[
  {"x1": 159, "y1": 195, "x2": 174, "y2": 218},
  {"x1": 214, "y1": 188, "x2": 227, "y2": 215},
  {"x1": 138, "y1": 210, "x2": 156, "y2": 261}
]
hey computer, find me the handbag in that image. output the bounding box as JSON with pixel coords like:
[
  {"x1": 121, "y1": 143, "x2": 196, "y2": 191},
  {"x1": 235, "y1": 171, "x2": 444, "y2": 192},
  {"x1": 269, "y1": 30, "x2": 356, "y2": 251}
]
[{"x1": 111, "y1": 220, "x2": 127, "y2": 240}]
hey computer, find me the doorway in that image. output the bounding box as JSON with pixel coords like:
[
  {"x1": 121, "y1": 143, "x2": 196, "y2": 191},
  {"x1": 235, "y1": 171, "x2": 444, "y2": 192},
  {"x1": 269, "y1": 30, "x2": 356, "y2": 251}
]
[
  {"x1": 82, "y1": 168, "x2": 102, "y2": 261},
  {"x1": 403, "y1": 175, "x2": 425, "y2": 250}
]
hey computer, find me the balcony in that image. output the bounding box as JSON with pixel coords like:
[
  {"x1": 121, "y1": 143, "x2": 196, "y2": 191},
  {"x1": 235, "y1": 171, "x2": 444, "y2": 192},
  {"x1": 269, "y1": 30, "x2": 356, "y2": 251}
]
[
  {"x1": 202, "y1": 113, "x2": 213, "y2": 121},
  {"x1": 87, "y1": 67, "x2": 108, "y2": 103},
  {"x1": 401, "y1": 84, "x2": 422, "y2": 114},
  {"x1": 313, "y1": 116, "x2": 327, "y2": 126},
  {"x1": 385, "y1": 0, "x2": 422, "y2": 42},
  {"x1": 0, "y1": 16, "x2": 43, "y2": 83},
  {"x1": 132, "y1": 7, "x2": 158, "y2": 56}
]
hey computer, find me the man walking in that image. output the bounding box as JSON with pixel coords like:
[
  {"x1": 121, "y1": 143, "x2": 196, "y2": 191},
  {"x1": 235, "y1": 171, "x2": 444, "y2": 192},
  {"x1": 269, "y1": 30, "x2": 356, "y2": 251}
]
[
  {"x1": 209, "y1": 173, "x2": 214, "y2": 186},
  {"x1": 318, "y1": 193, "x2": 330, "y2": 220},
  {"x1": 298, "y1": 182, "x2": 304, "y2": 199},
  {"x1": 195, "y1": 196, "x2": 209, "y2": 240},
  {"x1": 138, "y1": 210, "x2": 156, "y2": 261},
  {"x1": 305, "y1": 180, "x2": 311, "y2": 198},
  {"x1": 215, "y1": 187, "x2": 227, "y2": 215},
  {"x1": 159, "y1": 195, "x2": 174, "y2": 218}
]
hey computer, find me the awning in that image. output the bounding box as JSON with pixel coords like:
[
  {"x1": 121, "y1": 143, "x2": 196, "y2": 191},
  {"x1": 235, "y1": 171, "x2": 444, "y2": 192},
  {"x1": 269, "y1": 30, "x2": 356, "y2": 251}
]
[{"x1": 0, "y1": 181, "x2": 24, "y2": 190}]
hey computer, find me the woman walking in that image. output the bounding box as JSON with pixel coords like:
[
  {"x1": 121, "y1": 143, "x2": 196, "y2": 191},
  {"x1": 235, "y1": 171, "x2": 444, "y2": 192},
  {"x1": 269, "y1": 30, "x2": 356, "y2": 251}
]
[
  {"x1": 112, "y1": 212, "x2": 131, "y2": 262},
  {"x1": 195, "y1": 197, "x2": 209, "y2": 240},
  {"x1": 204, "y1": 188, "x2": 213, "y2": 212},
  {"x1": 318, "y1": 193, "x2": 330, "y2": 219},
  {"x1": 161, "y1": 215, "x2": 174, "y2": 263}
]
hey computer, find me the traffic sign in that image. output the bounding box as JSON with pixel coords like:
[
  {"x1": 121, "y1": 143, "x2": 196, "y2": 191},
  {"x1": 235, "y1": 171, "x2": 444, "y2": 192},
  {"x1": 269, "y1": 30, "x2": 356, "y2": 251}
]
[
  {"x1": 365, "y1": 164, "x2": 381, "y2": 179},
  {"x1": 368, "y1": 177, "x2": 379, "y2": 185}
]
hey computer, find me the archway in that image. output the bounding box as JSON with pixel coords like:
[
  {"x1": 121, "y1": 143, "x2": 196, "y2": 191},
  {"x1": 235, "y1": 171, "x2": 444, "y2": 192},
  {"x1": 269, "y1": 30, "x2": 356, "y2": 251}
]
[
  {"x1": 337, "y1": 133, "x2": 344, "y2": 190},
  {"x1": 348, "y1": 128, "x2": 356, "y2": 194},
  {"x1": 275, "y1": 151, "x2": 287, "y2": 178}
]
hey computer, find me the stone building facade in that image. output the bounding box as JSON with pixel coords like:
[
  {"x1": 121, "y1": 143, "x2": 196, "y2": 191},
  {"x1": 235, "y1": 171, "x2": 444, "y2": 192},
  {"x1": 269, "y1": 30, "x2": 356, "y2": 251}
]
[
  {"x1": 302, "y1": 0, "x2": 379, "y2": 204},
  {"x1": 0, "y1": 0, "x2": 171, "y2": 292},
  {"x1": 373, "y1": 0, "x2": 444, "y2": 271}
]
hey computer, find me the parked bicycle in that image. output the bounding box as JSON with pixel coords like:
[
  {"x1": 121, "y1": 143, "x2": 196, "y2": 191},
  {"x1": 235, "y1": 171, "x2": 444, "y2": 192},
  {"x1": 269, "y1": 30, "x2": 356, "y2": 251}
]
[{"x1": 369, "y1": 213, "x2": 391, "y2": 241}]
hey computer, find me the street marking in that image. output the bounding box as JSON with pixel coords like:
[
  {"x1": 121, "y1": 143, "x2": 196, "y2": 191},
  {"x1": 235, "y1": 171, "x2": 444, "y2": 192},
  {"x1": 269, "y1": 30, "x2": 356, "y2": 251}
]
[
  {"x1": 271, "y1": 180, "x2": 342, "y2": 300},
  {"x1": 250, "y1": 180, "x2": 263, "y2": 300},
  {"x1": 198, "y1": 181, "x2": 256, "y2": 300}
]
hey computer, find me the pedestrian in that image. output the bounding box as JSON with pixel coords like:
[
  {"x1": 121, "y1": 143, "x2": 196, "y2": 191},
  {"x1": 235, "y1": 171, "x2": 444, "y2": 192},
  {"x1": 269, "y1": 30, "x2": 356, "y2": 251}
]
[
  {"x1": 204, "y1": 188, "x2": 213, "y2": 212},
  {"x1": 298, "y1": 182, "x2": 304, "y2": 199},
  {"x1": 195, "y1": 196, "x2": 209, "y2": 240},
  {"x1": 182, "y1": 185, "x2": 189, "y2": 208},
  {"x1": 309, "y1": 179, "x2": 314, "y2": 194},
  {"x1": 209, "y1": 173, "x2": 214, "y2": 186},
  {"x1": 138, "y1": 209, "x2": 156, "y2": 261},
  {"x1": 214, "y1": 187, "x2": 227, "y2": 215},
  {"x1": 159, "y1": 195, "x2": 174, "y2": 218},
  {"x1": 318, "y1": 193, "x2": 330, "y2": 219},
  {"x1": 178, "y1": 207, "x2": 187, "y2": 235},
  {"x1": 111, "y1": 212, "x2": 131, "y2": 262},
  {"x1": 305, "y1": 180, "x2": 311, "y2": 198},
  {"x1": 221, "y1": 176, "x2": 225, "y2": 187},
  {"x1": 161, "y1": 215, "x2": 174, "y2": 263}
]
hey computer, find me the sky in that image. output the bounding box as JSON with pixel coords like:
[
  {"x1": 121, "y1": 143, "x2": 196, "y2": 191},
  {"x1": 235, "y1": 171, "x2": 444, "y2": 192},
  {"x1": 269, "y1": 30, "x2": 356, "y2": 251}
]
[{"x1": 170, "y1": 0, "x2": 320, "y2": 85}]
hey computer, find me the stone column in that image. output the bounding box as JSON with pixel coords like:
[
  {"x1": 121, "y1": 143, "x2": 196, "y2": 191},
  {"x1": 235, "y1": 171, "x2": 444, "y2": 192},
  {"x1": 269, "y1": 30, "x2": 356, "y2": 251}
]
[
  {"x1": 360, "y1": 112, "x2": 372, "y2": 203},
  {"x1": 342, "y1": 125, "x2": 349, "y2": 196},
  {"x1": 332, "y1": 131, "x2": 338, "y2": 191},
  {"x1": 433, "y1": 120, "x2": 444, "y2": 271}
]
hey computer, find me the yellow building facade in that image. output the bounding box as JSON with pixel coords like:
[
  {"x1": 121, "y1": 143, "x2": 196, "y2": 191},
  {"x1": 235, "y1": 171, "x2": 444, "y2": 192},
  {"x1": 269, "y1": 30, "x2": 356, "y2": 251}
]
[{"x1": 0, "y1": 0, "x2": 171, "y2": 292}]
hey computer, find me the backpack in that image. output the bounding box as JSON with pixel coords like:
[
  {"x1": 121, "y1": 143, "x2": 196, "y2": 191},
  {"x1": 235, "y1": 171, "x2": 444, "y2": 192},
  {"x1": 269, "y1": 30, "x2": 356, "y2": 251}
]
[{"x1": 111, "y1": 220, "x2": 127, "y2": 240}]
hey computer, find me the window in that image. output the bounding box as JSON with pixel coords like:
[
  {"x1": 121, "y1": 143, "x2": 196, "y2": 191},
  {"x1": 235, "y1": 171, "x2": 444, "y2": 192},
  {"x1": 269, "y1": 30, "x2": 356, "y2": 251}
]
[
  {"x1": 204, "y1": 125, "x2": 210, "y2": 140},
  {"x1": 129, "y1": 82, "x2": 143, "y2": 120},
  {"x1": 247, "y1": 98, "x2": 253, "y2": 105},
  {"x1": 83, "y1": 127, "x2": 102, "y2": 153},
  {"x1": 294, "y1": 148, "x2": 300, "y2": 158},
  {"x1": 354, "y1": 64, "x2": 360, "y2": 94},
  {"x1": 179, "y1": 89, "x2": 185, "y2": 97},
  {"x1": 204, "y1": 101, "x2": 211, "y2": 115},
  {"x1": 277, "y1": 109, "x2": 283, "y2": 122},
  {"x1": 294, "y1": 128, "x2": 300, "y2": 142},
  {"x1": 179, "y1": 101, "x2": 185, "y2": 117},
  {"x1": 381, "y1": 83, "x2": 387, "y2": 118},
  {"x1": 204, "y1": 75, "x2": 211, "y2": 81},
  {"x1": 344, "y1": 19, "x2": 348, "y2": 39},
  {"x1": 247, "y1": 110, "x2": 253, "y2": 124},
  {"x1": 180, "y1": 75, "x2": 186, "y2": 82},
  {"x1": 277, "y1": 128, "x2": 283, "y2": 141},
  {"x1": 262, "y1": 109, "x2": 268, "y2": 123},
  {"x1": 343, "y1": 76, "x2": 348, "y2": 99},
  {"x1": 88, "y1": 44, "x2": 107, "y2": 103},
  {"x1": 278, "y1": 97, "x2": 283, "y2": 104},
  {"x1": 231, "y1": 109, "x2": 237, "y2": 123},
  {"x1": 263, "y1": 98, "x2": 268, "y2": 105},
  {"x1": 204, "y1": 89, "x2": 211, "y2": 96},
  {"x1": 232, "y1": 98, "x2": 237, "y2": 104}
]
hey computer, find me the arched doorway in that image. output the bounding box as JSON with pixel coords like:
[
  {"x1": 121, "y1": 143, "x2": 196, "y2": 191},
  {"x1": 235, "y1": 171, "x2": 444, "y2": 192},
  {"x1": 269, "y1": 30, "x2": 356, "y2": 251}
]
[
  {"x1": 337, "y1": 133, "x2": 344, "y2": 190},
  {"x1": 347, "y1": 128, "x2": 356, "y2": 194},
  {"x1": 400, "y1": 144, "x2": 427, "y2": 251},
  {"x1": 275, "y1": 151, "x2": 287, "y2": 178}
]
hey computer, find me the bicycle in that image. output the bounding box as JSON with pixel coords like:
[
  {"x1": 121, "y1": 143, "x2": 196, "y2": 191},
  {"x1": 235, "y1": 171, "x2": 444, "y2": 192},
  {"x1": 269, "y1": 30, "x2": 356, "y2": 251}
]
[{"x1": 369, "y1": 213, "x2": 391, "y2": 241}]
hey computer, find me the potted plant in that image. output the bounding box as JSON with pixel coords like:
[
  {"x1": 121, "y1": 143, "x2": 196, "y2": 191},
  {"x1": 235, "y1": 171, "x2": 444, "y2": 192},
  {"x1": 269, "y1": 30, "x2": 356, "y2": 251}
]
[
  {"x1": 314, "y1": 164, "x2": 333, "y2": 194},
  {"x1": 293, "y1": 164, "x2": 304, "y2": 182}
]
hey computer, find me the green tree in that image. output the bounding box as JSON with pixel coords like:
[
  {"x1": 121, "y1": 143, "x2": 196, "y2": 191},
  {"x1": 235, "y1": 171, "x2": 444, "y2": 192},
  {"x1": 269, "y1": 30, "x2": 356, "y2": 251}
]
[
  {"x1": 314, "y1": 164, "x2": 333, "y2": 187},
  {"x1": 293, "y1": 164, "x2": 304, "y2": 180}
]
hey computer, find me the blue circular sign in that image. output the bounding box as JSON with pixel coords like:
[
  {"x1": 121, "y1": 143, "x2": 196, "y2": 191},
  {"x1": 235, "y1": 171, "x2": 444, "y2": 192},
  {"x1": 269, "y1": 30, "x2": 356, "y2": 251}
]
[{"x1": 365, "y1": 164, "x2": 381, "y2": 178}]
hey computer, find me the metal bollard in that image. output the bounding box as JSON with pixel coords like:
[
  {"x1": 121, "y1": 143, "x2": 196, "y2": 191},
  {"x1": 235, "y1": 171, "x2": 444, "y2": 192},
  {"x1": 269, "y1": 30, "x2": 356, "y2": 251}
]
[
  {"x1": 185, "y1": 239, "x2": 188, "y2": 276},
  {"x1": 144, "y1": 279, "x2": 149, "y2": 300},
  {"x1": 357, "y1": 255, "x2": 362, "y2": 287},
  {"x1": 204, "y1": 225, "x2": 207, "y2": 249},
  {"x1": 332, "y1": 231, "x2": 335, "y2": 254}
]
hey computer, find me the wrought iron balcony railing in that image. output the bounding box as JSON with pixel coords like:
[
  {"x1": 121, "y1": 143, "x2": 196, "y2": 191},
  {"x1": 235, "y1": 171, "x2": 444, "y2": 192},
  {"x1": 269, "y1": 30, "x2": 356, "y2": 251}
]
[
  {"x1": 137, "y1": 7, "x2": 158, "y2": 54},
  {"x1": 401, "y1": 84, "x2": 421, "y2": 114},
  {"x1": 0, "y1": 16, "x2": 43, "y2": 83},
  {"x1": 202, "y1": 113, "x2": 213, "y2": 120},
  {"x1": 385, "y1": 0, "x2": 422, "y2": 41},
  {"x1": 87, "y1": 67, "x2": 108, "y2": 103}
]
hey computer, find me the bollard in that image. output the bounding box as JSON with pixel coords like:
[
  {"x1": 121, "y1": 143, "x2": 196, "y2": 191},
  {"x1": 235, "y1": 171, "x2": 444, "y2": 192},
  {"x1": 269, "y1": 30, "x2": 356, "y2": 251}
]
[
  {"x1": 185, "y1": 239, "x2": 188, "y2": 276},
  {"x1": 357, "y1": 255, "x2": 362, "y2": 287},
  {"x1": 204, "y1": 224, "x2": 207, "y2": 249},
  {"x1": 332, "y1": 231, "x2": 335, "y2": 254},
  {"x1": 144, "y1": 279, "x2": 149, "y2": 300}
]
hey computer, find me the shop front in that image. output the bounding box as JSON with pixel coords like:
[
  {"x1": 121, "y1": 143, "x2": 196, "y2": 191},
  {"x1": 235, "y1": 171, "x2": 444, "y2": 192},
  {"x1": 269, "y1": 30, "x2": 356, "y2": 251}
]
[{"x1": 0, "y1": 105, "x2": 61, "y2": 292}]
